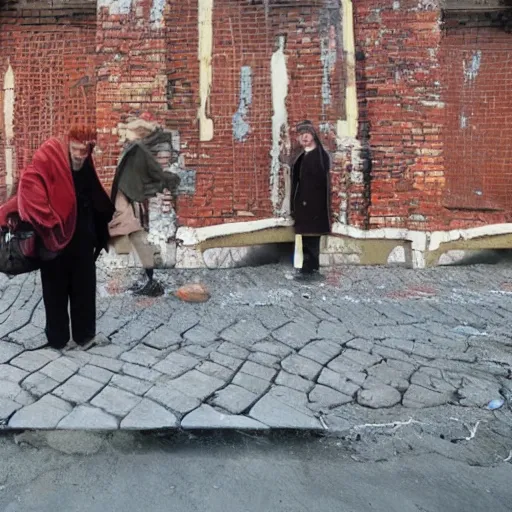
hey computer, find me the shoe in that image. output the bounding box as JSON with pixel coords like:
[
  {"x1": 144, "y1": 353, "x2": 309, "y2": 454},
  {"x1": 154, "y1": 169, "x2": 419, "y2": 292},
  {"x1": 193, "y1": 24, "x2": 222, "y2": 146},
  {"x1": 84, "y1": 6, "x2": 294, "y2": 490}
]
[
  {"x1": 75, "y1": 337, "x2": 97, "y2": 351},
  {"x1": 294, "y1": 269, "x2": 324, "y2": 282},
  {"x1": 73, "y1": 334, "x2": 110, "y2": 351},
  {"x1": 127, "y1": 279, "x2": 147, "y2": 293},
  {"x1": 134, "y1": 279, "x2": 165, "y2": 297}
]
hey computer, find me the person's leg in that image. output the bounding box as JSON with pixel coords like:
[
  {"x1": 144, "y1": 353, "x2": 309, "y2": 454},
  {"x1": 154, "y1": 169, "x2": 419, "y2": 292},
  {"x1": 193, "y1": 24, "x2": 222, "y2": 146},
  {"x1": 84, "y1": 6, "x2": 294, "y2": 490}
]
[
  {"x1": 299, "y1": 236, "x2": 321, "y2": 275},
  {"x1": 69, "y1": 248, "x2": 97, "y2": 345},
  {"x1": 301, "y1": 236, "x2": 315, "y2": 273},
  {"x1": 129, "y1": 231, "x2": 164, "y2": 296},
  {"x1": 309, "y1": 236, "x2": 321, "y2": 271},
  {"x1": 40, "y1": 257, "x2": 71, "y2": 349}
]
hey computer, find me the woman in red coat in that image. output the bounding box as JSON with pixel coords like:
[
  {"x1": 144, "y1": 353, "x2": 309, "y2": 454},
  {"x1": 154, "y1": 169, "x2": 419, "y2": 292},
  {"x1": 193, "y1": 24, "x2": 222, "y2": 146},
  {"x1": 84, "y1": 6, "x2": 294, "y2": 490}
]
[{"x1": 0, "y1": 126, "x2": 114, "y2": 349}]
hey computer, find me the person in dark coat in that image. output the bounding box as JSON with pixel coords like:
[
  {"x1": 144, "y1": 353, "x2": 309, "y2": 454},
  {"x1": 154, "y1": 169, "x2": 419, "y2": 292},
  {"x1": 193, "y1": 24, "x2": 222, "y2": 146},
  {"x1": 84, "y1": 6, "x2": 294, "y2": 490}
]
[
  {"x1": 0, "y1": 126, "x2": 115, "y2": 350},
  {"x1": 290, "y1": 120, "x2": 331, "y2": 276}
]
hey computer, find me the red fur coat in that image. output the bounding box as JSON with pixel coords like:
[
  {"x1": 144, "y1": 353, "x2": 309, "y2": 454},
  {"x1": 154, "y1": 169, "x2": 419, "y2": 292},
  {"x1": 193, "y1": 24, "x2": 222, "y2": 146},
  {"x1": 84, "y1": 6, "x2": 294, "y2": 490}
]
[{"x1": 0, "y1": 137, "x2": 112, "y2": 253}]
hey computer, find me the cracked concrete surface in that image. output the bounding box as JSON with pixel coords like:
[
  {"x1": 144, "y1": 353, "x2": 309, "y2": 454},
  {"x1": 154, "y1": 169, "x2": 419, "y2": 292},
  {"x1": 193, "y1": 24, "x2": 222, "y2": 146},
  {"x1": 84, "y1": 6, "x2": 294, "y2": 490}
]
[
  {"x1": 1, "y1": 263, "x2": 512, "y2": 436},
  {"x1": 0, "y1": 429, "x2": 511, "y2": 512}
]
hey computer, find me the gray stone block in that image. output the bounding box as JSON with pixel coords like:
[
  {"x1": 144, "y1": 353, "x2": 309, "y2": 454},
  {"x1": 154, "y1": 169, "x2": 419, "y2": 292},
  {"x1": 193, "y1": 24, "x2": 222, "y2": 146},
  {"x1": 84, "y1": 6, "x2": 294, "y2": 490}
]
[
  {"x1": 22, "y1": 372, "x2": 60, "y2": 397},
  {"x1": 345, "y1": 338, "x2": 375, "y2": 353},
  {"x1": 143, "y1": 325, "x2": 181, "y2": 349},
  {"x1": 88, "y1": 355, "x2": 124, "y2": 373},
  {"x1": 299, "y1": 340, "x2": 341, "y2": 365},
  {"x1": 79, "y1": 364, "x2": 114, "y2": 384},
  {"x1": 402, "y1": 384, "x2": 453, "y2": 408},
  {"x1": 0, "y1": 341, "x2": 24, "y2": 364},
  {"x1": 281, "y1": 354, "x2": 322, "y2": 381},
  {"x1": 366, "y1": 363, "x2": 411, "y2": 392},
  {"x1": 58, "y1": 405, "x2": 119, "y2": 430},
  {"x1": 0, "y1": 364, "x2": 29, "y2": 383},
  {"x1": 220, "y1": 319, "x2": 269, "y2": 346},
  {"x1": 239, "y1": 361, "x2": 277, "y2": 381},
  {"x1": 318, "y1": 368, "x2": 361, "y2": 397},
  {"x1": 309, "y1": 385, "x2": 352, "y2": 409},
  {"x1": 9, "y1": 395, "x2": 72, "y2": 429},
  {"x1": 196, "y1": 361, "x2": 235, "y2": 381},
  {"x1": 343, "y1": 349, "x2": 382, "y2": 369},
  {"x1": 87, "y1": 344, "x2": 125, "y2": 358},
  {"x1": 10, "y1": 348, "x2": 60, "y2": 372},
  {"x1": 275, "y1": 371, "x2": 314, "y2": 393},
  {"x1": 209, "y1": 352, "x2": 244, "y2": 371},
  {"x1": 247, "y1": 351, "x2": 280, "y2": 368},
  {"x1": 317, "y1": 320, "x2": 349, "y2": 341},
  {"x1": 91, "y1": 386, "x2": 141, "y2": 417},
  {"x1": 183, "y1": 344, "x2": 219, "y2": 358},
  {"x1": 0, "y1": 398, "x2": 20, "y2": 420},
  {"x1": 357, "y1": 385, "x2": 402, "y2": 408},
  {"x1": 181, "y1": 405, "x2": 268, "y2": 430},
  {"x1": 145, "y1": 383, "x2": 200, "y2": 414},
  {"x1": 122, "y1": 363, "x2": 162, "y2": 382},
  {"x1": 252, "y1": 340, "x2": 293, "y2": 358},
  {"x1": 232, "y1": 372, "x2": 270, "y2": 394},
  {"x1": 111, "y1": 374, "x2": 153, "y2": 396},
  {"x1": 168, "y1": 370, "x2": 224, "y2": 401},
  {"x1": 211, "y1": 385, "x2": 259, "y2": 414},
  {"x1": 183, "y1": 324, "x2": 217, "y2": 345},
  {"x1": 40, "y1": 357, "x2": 79, "y2": 383},
  {"x1": 217, "y1": 342, "x2": 250, "y2": 360},
  {"x1": 153, "y1": 352, "x2": 198, "y2": 378},
  {"x1": 0, "y1": 381, "x2": 25, "y2": 401},
  {"x1": 53, "y1": 375, "x2": 105, "y2": 404},
  {"x1": 120, "y1": 399, "x2": 178, "y2": 429},
  {"x1": 120, "y1": 345, "x2": 163, "y2": 367},
  {"x1": 273, "y1": 321, "x2": 317, "y2": 349},
  {"x1": 249, "y1": 387, "x2": 321, "y2": 429}
]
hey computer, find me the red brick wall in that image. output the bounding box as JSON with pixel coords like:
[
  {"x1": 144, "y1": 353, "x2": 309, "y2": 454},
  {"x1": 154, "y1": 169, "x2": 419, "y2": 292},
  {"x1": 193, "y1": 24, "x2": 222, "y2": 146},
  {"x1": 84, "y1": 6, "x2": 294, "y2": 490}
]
[
  {"x1": 354, "y1": 0, "x2": 445, "y2": 230},
  {"x1": 95, "y1": 0, "x2": 344, "y2": 227},
  {"x1": 0, "y1": 11, "x2": 96, "y2": 184},
  {"x1": 439, "y1": 15, "x2": 512, "y2": 227},
  {"x1": 95, "y1": 0, "x2": 168, "y2": 185}
]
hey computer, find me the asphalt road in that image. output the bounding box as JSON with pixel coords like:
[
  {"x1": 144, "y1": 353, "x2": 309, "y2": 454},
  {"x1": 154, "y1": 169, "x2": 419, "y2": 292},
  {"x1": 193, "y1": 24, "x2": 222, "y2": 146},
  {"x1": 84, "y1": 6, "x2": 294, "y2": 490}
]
[{"x1": 0, "y1": 430, "x2": 510, "y2": 512}]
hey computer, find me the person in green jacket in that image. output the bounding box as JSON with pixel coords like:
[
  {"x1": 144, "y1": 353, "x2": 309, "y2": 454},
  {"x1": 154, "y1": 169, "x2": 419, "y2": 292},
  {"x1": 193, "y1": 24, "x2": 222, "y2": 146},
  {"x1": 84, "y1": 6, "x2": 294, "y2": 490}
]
[{"x1": 109, "y1": 116, "x2": 180, "y2": 296}]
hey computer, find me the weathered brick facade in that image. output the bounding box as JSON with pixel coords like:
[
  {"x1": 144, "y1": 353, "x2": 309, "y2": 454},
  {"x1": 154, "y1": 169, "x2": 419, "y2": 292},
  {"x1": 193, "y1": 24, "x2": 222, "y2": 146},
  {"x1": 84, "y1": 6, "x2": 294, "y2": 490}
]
[
  {"x1": 1, "y1": 0, "x2": 512, "y2": 245},
  {"x1": 0, "y1": 4, "x2": 96, "y2": 188},
  {"x1": 354, "y1": 0, "x2": 512, "y2": 231},
  {"x1": 355, "y1": 0, "x2": 445, "y2": 231},
  {"x1": 440, "y1": 10, "x2": 512, "y2": 229},
  {"x1": 93, "y1": 0, "x2": 345, "y2": 228}
]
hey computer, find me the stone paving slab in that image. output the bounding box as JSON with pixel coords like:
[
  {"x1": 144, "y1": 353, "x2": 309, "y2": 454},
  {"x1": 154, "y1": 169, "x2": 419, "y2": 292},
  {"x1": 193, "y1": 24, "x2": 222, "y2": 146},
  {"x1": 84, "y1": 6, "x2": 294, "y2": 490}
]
[{"x1": 1, "y1": 263, "x2": 512, "y2": 431}]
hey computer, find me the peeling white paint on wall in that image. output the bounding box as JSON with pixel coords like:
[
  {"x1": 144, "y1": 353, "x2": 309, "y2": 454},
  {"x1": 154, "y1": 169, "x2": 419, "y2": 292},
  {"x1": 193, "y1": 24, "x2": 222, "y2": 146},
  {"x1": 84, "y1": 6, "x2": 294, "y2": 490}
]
[
  {"x1": 198, "y1": 0, "x2": 214, "y2": 142},
  {"x1": 232, "y1": 66, "x2": 252, "y2": 142},
  {"x1": 460, "y1": 113, "x2": 468, "y2": 129},
  {"x1": 3, "y1": 63, "x2": 15, "y2": 190},
  {"x1": 150, "y1": 0, "x2": 166, "y2": 28},
  {"x1": 338, "y1": 0, "x2": 357, "y2": 140},
  {"x1": 320, "y1": 25, "x2": 337, "y2": 107},
  {"x1": 97, "y1": 0, "x2": 132, "y2": 15},
  {"x1": 147, "y1": 194, "x2": 178, "y2": 267},
  {"x1": 270, "y1": 36, "x2": 289, "y2": 214},
  {"x1": 463, "y1": 50, "x2": 482, "y2": 83},
  {"x1": 417, "y1": 0, "x2": 438, "y2": 10}
]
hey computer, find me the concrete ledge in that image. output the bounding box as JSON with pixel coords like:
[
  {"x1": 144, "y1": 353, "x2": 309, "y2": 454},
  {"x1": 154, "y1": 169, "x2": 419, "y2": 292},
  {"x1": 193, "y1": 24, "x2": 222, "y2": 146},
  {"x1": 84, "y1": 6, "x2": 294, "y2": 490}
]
[{"x1": 101, "y1": 219, "x2": 512, "y2": 270}]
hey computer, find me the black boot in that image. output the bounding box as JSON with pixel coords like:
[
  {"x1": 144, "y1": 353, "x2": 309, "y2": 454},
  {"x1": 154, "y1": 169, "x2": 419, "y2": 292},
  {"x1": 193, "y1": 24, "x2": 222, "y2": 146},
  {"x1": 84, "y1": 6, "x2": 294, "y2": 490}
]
[
  {"x1": 134, "y1": 269, "x2": 164, "y2": 297},
  {"x1": 127, "y1": 270, "x2": 148, "y2": 292}
]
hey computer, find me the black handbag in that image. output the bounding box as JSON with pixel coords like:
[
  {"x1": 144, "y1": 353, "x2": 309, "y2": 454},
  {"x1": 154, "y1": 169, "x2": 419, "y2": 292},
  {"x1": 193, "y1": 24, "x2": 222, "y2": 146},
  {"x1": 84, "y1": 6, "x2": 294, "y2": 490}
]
[{"x1": 0, "y1": 214, "x2": 40, "y2": 276}]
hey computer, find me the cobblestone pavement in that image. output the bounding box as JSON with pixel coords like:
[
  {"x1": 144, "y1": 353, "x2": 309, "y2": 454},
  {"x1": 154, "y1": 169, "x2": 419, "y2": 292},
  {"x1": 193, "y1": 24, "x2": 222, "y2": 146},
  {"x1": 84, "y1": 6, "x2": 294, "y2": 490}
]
[{"x1": 1, "y1": 262, "x2": 512, "y2": 437}]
